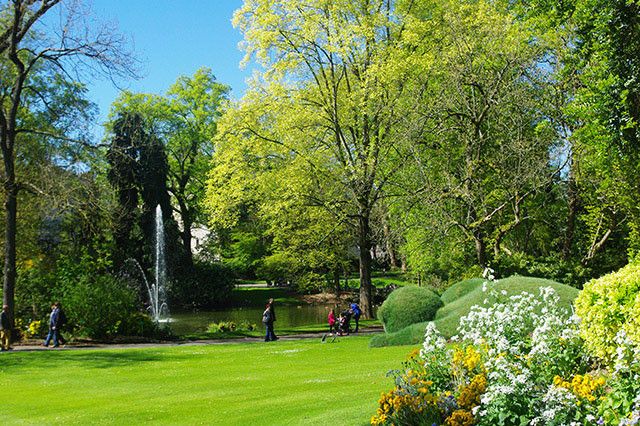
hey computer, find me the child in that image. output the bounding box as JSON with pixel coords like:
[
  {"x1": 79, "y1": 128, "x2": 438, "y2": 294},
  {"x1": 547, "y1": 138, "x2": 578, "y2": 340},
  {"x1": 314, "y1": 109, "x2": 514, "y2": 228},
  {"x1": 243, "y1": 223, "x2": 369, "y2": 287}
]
[
  {"x1": 337, "y1": 311, "x2": 350, "y2": 336},
  {"x1": 328, "y1": 309, "x2": 336, "y2": 334}
]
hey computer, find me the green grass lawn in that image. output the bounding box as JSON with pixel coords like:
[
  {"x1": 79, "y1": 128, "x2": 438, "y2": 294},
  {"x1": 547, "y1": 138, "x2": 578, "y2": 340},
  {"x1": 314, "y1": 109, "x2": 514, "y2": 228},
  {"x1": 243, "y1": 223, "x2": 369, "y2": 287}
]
[{"x1": 1, "y1": 336, "x2": 412, "y2": 425}]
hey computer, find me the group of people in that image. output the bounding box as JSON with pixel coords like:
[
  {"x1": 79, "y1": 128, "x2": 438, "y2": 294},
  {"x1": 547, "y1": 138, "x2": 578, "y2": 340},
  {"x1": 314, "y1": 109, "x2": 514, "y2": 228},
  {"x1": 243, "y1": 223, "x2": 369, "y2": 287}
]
[
  {"x1": 327, "y1": 302, "x2": 361, "y2": 336},
  {"x1": 0, "y1": 301, "x2": 66, "y2": 351}
]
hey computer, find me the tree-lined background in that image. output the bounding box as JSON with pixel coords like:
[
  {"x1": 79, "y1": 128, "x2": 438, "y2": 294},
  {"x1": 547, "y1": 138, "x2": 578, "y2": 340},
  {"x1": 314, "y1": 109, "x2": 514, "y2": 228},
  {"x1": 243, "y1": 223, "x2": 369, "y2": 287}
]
[{"x1": 1, "y1": 0, "x2": 638, "y2": 338}]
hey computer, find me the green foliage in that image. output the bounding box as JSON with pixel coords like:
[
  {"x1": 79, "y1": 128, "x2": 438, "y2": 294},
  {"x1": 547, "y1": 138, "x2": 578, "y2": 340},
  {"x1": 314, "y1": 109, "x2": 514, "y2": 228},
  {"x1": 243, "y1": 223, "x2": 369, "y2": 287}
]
[
  {"x1": 14, "y1": 251, "x2": 162, "y2": 340},
  {"x1": 169, "y1": 261, "x2": 234, "y2": 309},
  {"x1": 64, "y1": 274, "x2": 139, "y2": 340},
  {"x1": 106, "y1": 110, "x2": 184, "y2": 276},
  {"x1": 219, "y1": 230, "x2": 268, "y2": 278},
  {"x1": 575, "y1": 259, "x2": 640, "y2": 363},
  {"x1": 377, "y1": 286, "x2": 443, "y2": 333},
  {"x1": 206, "y1": 320, "x2": 257, "y2": 334},
  {"x1": 491, "y1": 252, "x2": 621, "y2": 288},
  {"x1": 117, "y1": 312, "x2": 159, "y2": 337}
]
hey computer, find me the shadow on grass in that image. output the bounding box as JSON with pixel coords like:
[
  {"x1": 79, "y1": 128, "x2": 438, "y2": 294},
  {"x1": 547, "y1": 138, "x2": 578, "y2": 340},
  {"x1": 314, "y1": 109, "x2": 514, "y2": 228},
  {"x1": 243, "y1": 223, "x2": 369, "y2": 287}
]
[{"x1": 0, "y1": 348, "x2": 188, "y2": 371}]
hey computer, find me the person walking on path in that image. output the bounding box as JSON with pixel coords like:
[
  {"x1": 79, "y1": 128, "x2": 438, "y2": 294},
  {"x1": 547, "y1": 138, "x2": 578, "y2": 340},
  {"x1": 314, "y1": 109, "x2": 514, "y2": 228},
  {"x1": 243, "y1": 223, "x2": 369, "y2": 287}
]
[
  {"x1": 262, "y1": 303, "x2": 276, "y2": 342},
  {"x1": 56, "y1": 303, "x2": 67, "y2": 345},
  {"x1": 268, "y1": 297, "x2": 278, "y2": 340},
  {"x1": 1, "y1": 305, "x2": 11, "y2": 351},
  {"x1": 43, "y1": 303, "x2": 62, "y2": 348},
  {"x1": 328, "y1": 308, "x2": 336, "y2": 334},
  {"x1": 350, "y1": 302, "x2": 362, "y2": 333}
]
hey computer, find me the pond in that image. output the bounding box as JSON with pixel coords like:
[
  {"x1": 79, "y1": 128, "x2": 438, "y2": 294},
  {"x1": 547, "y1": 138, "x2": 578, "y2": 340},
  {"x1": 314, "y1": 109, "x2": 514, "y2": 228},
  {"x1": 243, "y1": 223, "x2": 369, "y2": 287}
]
[{"x1": 169, "y1": 304, "x2": 336, "y2": 336}]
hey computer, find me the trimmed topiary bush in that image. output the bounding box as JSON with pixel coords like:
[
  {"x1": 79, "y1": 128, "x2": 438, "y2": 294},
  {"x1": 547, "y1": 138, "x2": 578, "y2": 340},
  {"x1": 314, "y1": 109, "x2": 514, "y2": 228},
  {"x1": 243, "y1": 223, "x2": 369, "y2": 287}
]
[
  {"x1": 440, "y1": 278, "x2": 485, "y2": 305},
  {"x1": 377, "y1": 286, "x2": 442, "y2": 333},
  {"x1": 575, "y1": 260, "x2": 640, "y2": 363}
]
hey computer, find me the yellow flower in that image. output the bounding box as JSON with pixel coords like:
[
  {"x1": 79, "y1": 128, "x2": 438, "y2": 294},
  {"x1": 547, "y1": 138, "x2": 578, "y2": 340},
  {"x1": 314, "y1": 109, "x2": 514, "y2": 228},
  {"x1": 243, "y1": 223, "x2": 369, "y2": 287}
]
[
  {"x1": 554, "y1": 374, "x2": 606, "y2": 402},
  {"x1": 446, "y1": 409, "x2": 475, "y2": 426}
]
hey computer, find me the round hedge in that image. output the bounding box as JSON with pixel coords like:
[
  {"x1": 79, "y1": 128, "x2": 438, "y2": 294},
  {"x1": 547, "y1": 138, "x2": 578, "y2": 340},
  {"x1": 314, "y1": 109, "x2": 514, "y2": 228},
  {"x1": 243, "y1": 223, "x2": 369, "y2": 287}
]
[
  {"x1": 575, "y1": 260, "x2": 640, "y2": 363},
  {"x1": 377, "y1": 286, "x2": 443, "y2": 333}
]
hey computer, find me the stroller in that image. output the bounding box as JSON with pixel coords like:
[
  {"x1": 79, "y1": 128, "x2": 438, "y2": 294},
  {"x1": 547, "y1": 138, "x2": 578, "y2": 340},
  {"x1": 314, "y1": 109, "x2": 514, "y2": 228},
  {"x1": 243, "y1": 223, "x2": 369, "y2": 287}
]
[{"x1": 337, "y1": 309, "x2": 352, "y2": 335}]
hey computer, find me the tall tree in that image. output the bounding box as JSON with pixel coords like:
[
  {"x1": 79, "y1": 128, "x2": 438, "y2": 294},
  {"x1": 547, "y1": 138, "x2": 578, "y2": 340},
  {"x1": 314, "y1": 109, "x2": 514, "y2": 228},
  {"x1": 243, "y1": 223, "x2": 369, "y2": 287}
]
[
  {"x1": 213, "y1": 0, "x2": 430, "y2": 317},
  {"x1": 106, "y1": 111, "x2": 183, "y2": 277},
  {"x1": 109, "y1": 68, "x2": 229, "y2": 268},
  {"x1": 0, "y1": 0, "x2": 135, "y2": 326},
  {"x1": 400, "y1": 0, "x2": 559, "y2": 269},
  {"x1": 106, "y1": 112, "x2": 144, "y2": 265}
]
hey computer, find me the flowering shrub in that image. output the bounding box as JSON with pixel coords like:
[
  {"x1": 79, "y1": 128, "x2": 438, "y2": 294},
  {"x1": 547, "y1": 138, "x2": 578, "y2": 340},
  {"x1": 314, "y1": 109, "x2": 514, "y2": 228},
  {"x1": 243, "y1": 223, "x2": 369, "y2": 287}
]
[
  {"x1": 372, "y1": 277, "x2": 640, "y2": 425},
  {"x1": 25, "y1": 320, "x2": 45, "y2": 338},
  {"x1": 371, "y1": 350, "x2": 441, "y2": 425}
]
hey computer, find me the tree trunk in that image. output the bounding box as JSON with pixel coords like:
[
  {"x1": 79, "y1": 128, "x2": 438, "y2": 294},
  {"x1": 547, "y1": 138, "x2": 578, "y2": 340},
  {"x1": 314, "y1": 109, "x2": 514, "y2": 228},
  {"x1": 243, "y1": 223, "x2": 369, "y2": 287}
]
[
  {"x1": 563, "y1": 171, "x2": 578, "y2": 260},
  {"x1": 180, "y1": 215, "x2": 194, "y2": 268},
  {"x1": 358, "y1": 214, "x2": 373, "y2": 319},
  {"x1": 474, "y1": 231, "x2": 488, "y2": 267},
  {"x1": 383, "y1": 221, "x2": 399, "y2": 269},
  {"x1": 2, "y1": 180, "x2": 17, "y2": 331},
  {"x1": 333, "y1": 268, "x2": 341, "y2": 294}
]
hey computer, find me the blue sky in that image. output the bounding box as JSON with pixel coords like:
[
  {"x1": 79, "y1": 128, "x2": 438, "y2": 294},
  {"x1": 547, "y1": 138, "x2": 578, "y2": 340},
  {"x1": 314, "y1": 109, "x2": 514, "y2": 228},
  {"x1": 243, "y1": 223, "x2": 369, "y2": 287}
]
[{"x1": 86, "y1": 0, "x2": 250, "y2": 131}]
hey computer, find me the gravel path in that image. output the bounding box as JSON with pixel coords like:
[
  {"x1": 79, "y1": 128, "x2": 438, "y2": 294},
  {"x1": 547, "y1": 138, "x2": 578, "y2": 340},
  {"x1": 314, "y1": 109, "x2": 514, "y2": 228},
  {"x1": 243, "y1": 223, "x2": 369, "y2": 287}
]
[{"x1": 6, "y1": 326, "x2": 383, "y2": 352}]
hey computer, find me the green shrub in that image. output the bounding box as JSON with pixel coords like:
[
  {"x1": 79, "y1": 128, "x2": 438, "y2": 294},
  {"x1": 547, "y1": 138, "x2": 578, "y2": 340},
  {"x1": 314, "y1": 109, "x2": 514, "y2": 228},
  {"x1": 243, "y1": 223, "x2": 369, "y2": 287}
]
[
  {"x1": 377, "y1": 286, "x2": 442, "y2": 333},
  {"x1": 575, "y1": 260, "x2": 640, "y2": 363},
  {"x1": 65, "y1": 274, "x2": 140, "y2": 340},
  {"x1": 118, "y1": 312, "x2": 159, "y2": 337},
  {"x1": 206, "y1": 320, "x2": 256, "y2": 334}
]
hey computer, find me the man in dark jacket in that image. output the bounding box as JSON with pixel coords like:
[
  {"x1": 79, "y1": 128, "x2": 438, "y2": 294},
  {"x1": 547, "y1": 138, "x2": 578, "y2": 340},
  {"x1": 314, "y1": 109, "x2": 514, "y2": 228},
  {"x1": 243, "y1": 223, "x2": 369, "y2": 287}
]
[
  {"x1": 0, "y1": 305, "x2": 11, "y2": 351},
  {"x1": 350, "y1": 302, "x2": 362, "y2": 333},
  {"x1": 268, "y1": 298, "x2": 278, "y2": 340},
  {"x1": 43, "y1": 303, "x2": 61, "y2": 348}
]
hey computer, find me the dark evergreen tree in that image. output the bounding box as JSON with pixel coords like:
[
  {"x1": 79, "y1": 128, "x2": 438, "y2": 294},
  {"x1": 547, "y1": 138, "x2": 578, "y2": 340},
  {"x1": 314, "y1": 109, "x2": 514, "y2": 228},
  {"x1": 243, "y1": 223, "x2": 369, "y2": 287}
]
[
  {"x1": 138, "y1": 134, "x2": 185, "y2": 279},
  {"x1": 107, "y1": 113, "x2": 144, "y2": 267}
]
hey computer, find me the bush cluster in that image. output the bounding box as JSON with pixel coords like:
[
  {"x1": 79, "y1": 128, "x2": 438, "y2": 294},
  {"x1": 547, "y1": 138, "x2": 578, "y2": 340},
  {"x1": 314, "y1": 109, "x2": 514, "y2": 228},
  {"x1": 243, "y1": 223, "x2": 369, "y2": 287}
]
[
  {"x1": 377, "y1": 286, "x2": 443, "y2": 333},
  {"x1": 14, "y1": 252, "x2": 162, "y2": 341}
]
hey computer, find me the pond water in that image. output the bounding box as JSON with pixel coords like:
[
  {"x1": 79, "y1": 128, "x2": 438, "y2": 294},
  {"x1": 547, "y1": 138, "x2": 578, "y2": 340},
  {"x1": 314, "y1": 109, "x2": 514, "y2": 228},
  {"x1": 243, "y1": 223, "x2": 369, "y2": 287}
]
[{"x1": 169, "y1": 304, "x2": 336, "y2": 335}]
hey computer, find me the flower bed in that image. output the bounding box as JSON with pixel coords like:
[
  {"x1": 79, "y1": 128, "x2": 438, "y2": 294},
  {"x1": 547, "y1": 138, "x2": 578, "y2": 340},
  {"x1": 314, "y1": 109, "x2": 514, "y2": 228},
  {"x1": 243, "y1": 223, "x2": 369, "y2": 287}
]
[{"x1": 371, "y1": 280, "x2": 640, "y2": 425}]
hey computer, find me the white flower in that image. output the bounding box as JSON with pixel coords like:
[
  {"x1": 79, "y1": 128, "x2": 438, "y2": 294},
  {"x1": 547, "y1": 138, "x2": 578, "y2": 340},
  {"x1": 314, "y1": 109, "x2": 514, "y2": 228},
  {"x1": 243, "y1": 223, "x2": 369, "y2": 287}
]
[{"x1": 419, "y1": 322, "x2": 447, "y2": 359}]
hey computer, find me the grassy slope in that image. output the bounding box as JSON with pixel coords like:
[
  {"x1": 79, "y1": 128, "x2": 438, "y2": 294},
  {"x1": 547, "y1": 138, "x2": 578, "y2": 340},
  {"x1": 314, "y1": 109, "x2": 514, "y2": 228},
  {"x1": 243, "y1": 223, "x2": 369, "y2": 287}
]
[
  {"x1": 371, "y1": 276, "x2": 580, "y2": 347},
  {"x1": 1, "y1": 336, "x2": 411, "y2": 425}
]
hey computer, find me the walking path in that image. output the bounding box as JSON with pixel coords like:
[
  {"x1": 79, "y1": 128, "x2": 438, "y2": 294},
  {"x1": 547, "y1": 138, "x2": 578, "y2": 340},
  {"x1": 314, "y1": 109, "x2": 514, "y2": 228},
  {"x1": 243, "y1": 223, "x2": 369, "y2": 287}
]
[{"x1": 7, "y1": 325, "x2": 383, "y2": 352}]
